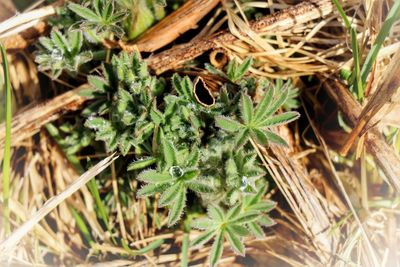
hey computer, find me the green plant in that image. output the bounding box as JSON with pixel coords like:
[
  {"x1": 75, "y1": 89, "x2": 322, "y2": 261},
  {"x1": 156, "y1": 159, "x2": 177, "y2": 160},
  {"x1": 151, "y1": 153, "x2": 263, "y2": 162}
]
[
  {"x1": 1, "y1": 44, "x2": 12, "y2": 234},
  {"x1": 35, "y1": 30, "x2": 93, "y2": 78},
  {"x1": 63, "y1": 51, "x2": 297, "y2": 265},
  {"x1": 333, "y1": 0, "x2": 400, "y2": 102},
  {"x1": 69, "y1": 0, "x2": 127, "y2": 38},
  {"x1": 215, "y1": 88, "x2": 299, "y2": 148},
  {"x1": 136, "y1": 139, "x2": 214, "y2": 225},
  {"x1": 191, "y1": 186, "x2": 275, "y2": 266}
]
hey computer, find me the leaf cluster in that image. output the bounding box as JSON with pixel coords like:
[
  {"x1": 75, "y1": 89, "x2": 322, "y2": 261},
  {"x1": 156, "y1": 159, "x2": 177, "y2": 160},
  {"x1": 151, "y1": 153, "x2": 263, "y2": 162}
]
[
  {"x1": 67, "y1": 52, "x2": 298, "y2": 266},
  {"x1": 191, "y1": 186, "x2": 276, "y2": 266},
  {"x1": 69, "y1": 0, "x2": 127, "y2": 39},
  {"x1": 35, "y1": 30, "x2": 92, "y2": 79}
]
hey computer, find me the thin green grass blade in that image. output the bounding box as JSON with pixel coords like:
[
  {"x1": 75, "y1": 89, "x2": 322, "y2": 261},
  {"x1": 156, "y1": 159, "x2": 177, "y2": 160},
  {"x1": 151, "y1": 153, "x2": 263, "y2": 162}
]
[
  {"x1": 360, "y1": 1, "x2": 400, "y2": 85},
  {"x1": 87, "y1": 179, "x2": 110, "y2": 230},
  {"x1": 1, "y1": 44, "x2": 12, "y2": 234},
  {"x1": 332, "y1": 0, "x2": 351, "y2": 30},
  {"x1": 70, "y1": 207, "x2": 94, "y2": 245},
  {"x1": 350, "y1": 28, "x2": 363, "y2": 101}
]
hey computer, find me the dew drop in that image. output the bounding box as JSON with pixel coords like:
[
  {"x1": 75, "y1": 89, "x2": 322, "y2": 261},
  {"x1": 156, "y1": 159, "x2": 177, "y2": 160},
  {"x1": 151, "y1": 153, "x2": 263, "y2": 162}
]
[
  {"x1": 51, "y1": 49, "x2": 63, "y2": 60},
  {"x1": 240, "y1": 176, "x2": 249, "y2": 191},
  {"x1": 169, "y1": 166, "x2": 184, "y2": 178}
]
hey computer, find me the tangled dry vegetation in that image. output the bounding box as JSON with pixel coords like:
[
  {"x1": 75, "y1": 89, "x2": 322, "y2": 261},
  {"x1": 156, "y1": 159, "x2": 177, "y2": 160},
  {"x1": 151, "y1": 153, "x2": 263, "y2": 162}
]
[{"x1": 0, "y1": 0, "x2": 400, "y2": 266}]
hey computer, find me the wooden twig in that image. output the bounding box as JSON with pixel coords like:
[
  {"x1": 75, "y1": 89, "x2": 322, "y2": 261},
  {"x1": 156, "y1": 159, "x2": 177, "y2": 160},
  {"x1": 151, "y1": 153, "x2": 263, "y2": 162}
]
[
  {"x1": 322, "y1": 77, "x2": 400, "y2": 193},
  {"x1": 133, "y1": 0, "x2": 220, "y2": 52},
  {"x1": 0, "y1": 85, "x2": 89, "y2": 151},
  {"x1": 0, "y1": 0, "x2": 63, "y2": 51},
  {"x1": 146, "y1": 0, "x2": 333, "y2": 74},
  {"x1": 0, "y1": 20, "x2": 48, "y2": 51}
]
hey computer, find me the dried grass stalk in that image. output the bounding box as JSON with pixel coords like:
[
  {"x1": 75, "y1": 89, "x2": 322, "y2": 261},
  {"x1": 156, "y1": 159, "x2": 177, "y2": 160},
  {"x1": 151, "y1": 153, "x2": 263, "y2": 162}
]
[
  {"x1": 146, "y1": 0, "x2": 333, "y2": 74},
  {"x1": 322, "y1": 76, "x2": 400, "y2": 192},
  {"x1": 0, "y1": 153, "x2": 117, "y2": 262}
]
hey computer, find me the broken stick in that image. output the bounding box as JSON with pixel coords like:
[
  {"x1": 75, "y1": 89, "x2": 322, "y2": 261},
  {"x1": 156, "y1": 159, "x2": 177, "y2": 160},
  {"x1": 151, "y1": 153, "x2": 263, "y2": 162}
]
[{"x1": 0, "y1": 84, "x2": 89, "y2": 151}]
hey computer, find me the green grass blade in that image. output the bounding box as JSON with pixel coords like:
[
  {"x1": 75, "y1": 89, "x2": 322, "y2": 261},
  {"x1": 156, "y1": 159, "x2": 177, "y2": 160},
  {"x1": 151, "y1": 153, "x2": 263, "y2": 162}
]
[
  {"x1": 332, "y1": 0, "x2": 351, "y2": 30},
  {"x1": 87, "y1": 179, "x2": 110, "y2": 229},
  {"x1": 70, "y1": 207, "x2": 94, "y2": 245},
  {"x1": 361, "y1": 1, "x2": 400, "y2": 85},
  {"x1": 350, "y1": 28, "x2": 363, "y2": 101},
  {"x1": 1, "y1": 44, "x2": 12, "y2": 234}
]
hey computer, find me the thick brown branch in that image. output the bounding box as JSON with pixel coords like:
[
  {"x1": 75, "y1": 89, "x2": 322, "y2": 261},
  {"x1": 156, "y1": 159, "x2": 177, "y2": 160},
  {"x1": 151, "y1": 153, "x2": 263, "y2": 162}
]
[
  {"x1": 0, "y1": 85, "x2": 89, "y2": 151},
  {"x1": 322, "y1": 77, "x2": 400, "y2": 193},
  {"x1": 146, "y1": 0, "x2": 333, "y2": 74},
  {"x1": 134, "y1": 0, "x2": 220, "y2": 52}
]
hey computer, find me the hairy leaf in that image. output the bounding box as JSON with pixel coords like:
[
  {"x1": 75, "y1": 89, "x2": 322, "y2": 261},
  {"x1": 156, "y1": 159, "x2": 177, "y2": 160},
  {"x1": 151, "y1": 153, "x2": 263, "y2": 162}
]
[
  {"x1": 225, "y1": 227, "x2": 245, "y2": 255},
  {"x1": 257, "y1": 111, "x2": 300, "y2": 128},
  {"x1": 137, "y1": 170, "x2": 173, "y2": 183},
  {"x1": 159, "y1": 182, "x2": 182, "y2": 207},
  {"x1": 240, "y1": 93, "x2": 253, "y2": 124},
  {"x1": 168, "y1": 186, "x2": 186, "y2": 225},
  {"x1": 215, "y1": 116, "x2": 243, "y2": 132},
  {"x1": 128, "y1": 157, "x2": 157, "y2": 171},
  {"x1": 210, "y1": 231, "x2": 224, "y2": 267},
  {"x1": 191, "y1": 229, "x2": 216, "y2": 247}
]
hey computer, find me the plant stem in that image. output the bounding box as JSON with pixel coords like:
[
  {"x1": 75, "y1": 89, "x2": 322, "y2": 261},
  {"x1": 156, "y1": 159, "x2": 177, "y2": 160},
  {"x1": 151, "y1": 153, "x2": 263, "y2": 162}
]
[
  {"x1": 1, "y1": 44, "x2": 12, "y2": 234},
  {"x1": 181, "y1": 232, "x2": 190, "y2": 267}
]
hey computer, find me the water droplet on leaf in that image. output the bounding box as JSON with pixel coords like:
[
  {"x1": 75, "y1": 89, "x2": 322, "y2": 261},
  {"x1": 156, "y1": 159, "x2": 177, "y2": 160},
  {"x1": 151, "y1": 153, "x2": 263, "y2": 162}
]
[
  {"x1": 240, "y1": 176, "x2": 249, "y2": 191},
  {"x1": 51, "y1": 49, "x2": 63, "y2": 60},
  {"x1": 169, "y1": 166, "x2": 184, "y2": 178}
]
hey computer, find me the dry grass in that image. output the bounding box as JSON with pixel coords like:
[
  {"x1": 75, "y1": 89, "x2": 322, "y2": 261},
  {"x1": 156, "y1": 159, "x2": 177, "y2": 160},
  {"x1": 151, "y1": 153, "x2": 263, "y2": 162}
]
[{"x1": 0, "y1": 0, "x2": 399, "y2": 266}]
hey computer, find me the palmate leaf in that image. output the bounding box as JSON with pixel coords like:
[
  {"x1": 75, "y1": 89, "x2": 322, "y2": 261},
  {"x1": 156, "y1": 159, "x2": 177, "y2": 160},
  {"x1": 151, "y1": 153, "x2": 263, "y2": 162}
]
[
  {"x1": 263, "y1": 130, "x2": 288, "y2": 146},
  {"x1": 137, "y1": 170, "x2": 173, "y2": 183},
  {"x1": 257, "y1": 111, "x2": 300, "y2": 128},
  {"x1": 258, "y1": 215, "x2": 276, "y2": 227},
  {"x1": 159, "y1": 182, "x2": 182, "y2": 207},
  {"x1": 235, "y1": 57, "x2": 253, "y2": 81},
  {"x1": 187, "y1": 180, "x2": 214, "y2": 194},
  {"x1": 254, "y1": 87, "x2": 274, "y2": 120},
  {"x1": 168, "y1": 186, "x2": 186, "y2": 225},
  {"x1": 51, "y1": 30, "x2": 68, "y2": 52},
  {"x1": 250, "y1": 128, "x2": 270, "y2": 146},
  {"x1": 162, "y1": 139, "x2": 177, "y2": 167},
  {"x1": 234, "y1": 128, "x2": 249, "y2": 148},
  {"x1": 240, "y1": 93, "x2": 253, "y2": 124},
  {"x1": 229, "y1": 211, "x2": 260, "y2": 224},
  {"x1": 225, "y1": 227, "x2": 245, "y2": 255},
  {"x1": 210, "y1": 231, "x2": 224, "y2": 267},
  {"x1": 228, "y1": 225, "x2": 249, "y2": 236},
  {"x1": 208, "y1": 205, "x2": 225, "y2": 222},
  {"x1": 191, "y1": 229, "x2": 217, "y2": 247},
  {"x1": 137, "y1": 183, "x2": 169, "y2": 197},
  {"x1": 247, "y1": 221, "x2": 264, "y2": 239},
  {"x1": 260, "y1": 87, "x2": 290, "y2": 120},
  {"x1": 69, "y1": 30, "x2": 83, "y2": 55},
  {"x1": 128, "y1": 157, "x2": 157, "y2": 171},
  {"x1": 69, "y1": 3, "x2": 101, "y2": 22},
  {"x1": 226, "y1": 57, "x2": 253, "y2": 82},
  {"x1": 186, "y1": 146, "x2": 200, "y2": 167},
  {"x1": 248, "y1": 200, "x2": 276, "y2": 212},
  {"x1": 215, "y1": 116, "x2": 243, "y2": 132},
  {"x1": 191, "y1": 218, "x2": 215, "y2": 230},
  {"x1": 226, "y1": 204, "x2": 241, "y2": 219}
]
